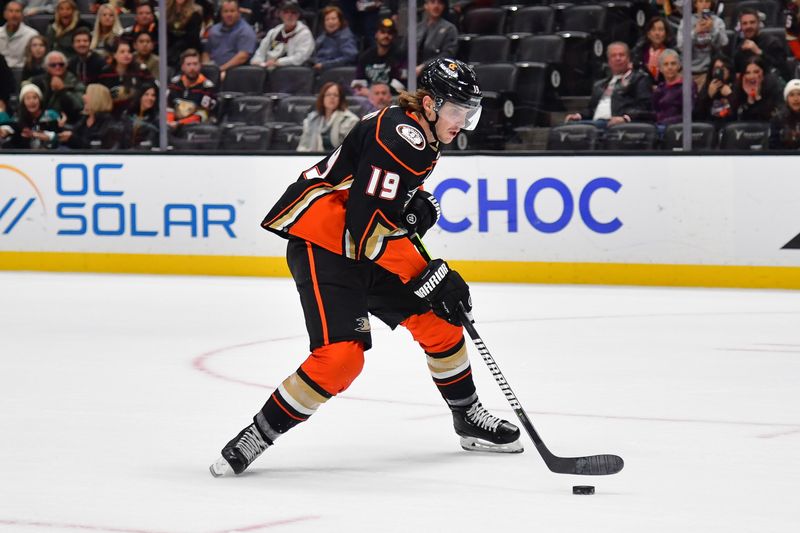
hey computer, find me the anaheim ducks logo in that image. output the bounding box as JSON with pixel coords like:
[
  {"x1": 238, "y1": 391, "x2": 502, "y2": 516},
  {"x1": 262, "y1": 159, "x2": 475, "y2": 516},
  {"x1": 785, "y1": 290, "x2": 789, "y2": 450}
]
[{"x1": 396, "y1": 124, "x2": 425, "y2": 150}]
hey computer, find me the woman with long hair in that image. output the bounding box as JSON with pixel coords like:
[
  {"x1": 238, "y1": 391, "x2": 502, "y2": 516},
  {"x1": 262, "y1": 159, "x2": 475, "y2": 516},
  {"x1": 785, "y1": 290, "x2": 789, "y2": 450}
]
[
  {"x1": 45, "y1": 0, "x2": 92, "y2": 59},
  {"x1": 22, "y1": 35, "x2": 49, "y2": 81},
  {"x1": 123, "y1": 82, "x2": 159, "y2": 149},
  {"x1": 90, "y1": 3, "x2": 124, "y2": 55},
  {"x1": 166, "y1": 0, "x2": 203, "y2": 67},
  {"x1": 2, "y1": 83, "x2": 63, "y2": 149},
  {"x1": 695, "y1": 55, "x2": 736, "y2": 127},
  {"x1": 296, "y1": 81, "x2": 359, "y2": 152},
  {"x1": 632, "y1": 16, "x2": 674, "y2": 82},
  {"x1": 63, "y1": 83, "x2": 121, "y2": 149},
  {"x1": 734, "y1": 56, "x2": 782, "y2": 121},
  {"x1": 97, "y1": 37, "x2": 153, "y2": 118}
]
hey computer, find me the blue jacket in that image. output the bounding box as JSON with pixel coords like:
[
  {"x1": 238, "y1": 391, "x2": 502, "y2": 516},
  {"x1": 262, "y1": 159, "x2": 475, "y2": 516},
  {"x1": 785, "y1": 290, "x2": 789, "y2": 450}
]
[{"x1": 313, "y1": 27, "x2": 358, "y2": 69}]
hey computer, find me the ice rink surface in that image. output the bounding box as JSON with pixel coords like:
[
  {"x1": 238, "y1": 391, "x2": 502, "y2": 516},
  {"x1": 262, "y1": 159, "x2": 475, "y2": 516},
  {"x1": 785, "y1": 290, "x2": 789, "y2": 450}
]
[{"x1": 1, "y1": 271, "x2": 799, "y2": 533}]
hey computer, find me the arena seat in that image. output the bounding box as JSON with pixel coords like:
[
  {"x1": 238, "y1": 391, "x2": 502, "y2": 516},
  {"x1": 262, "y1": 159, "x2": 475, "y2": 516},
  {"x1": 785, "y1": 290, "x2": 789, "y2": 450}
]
[
  {"x1": 225, "y1": 95, "x2": 273, "y2": 125},
  {"x1": 274, "y1": 95, "x2": 317, "y2": 124},
  {"x1": 603, "y1": 122, "x2": 658, "y2": 150},
  {"x1": 221, "y1": 66, "x2": 267, "y2": 94},
  {"x1": 200, "y1": 64, "x2": 221, "y2": 88},
  {"x1": 461, "y1": 7, "x2": 507, "y2": 35},
  {"x1": 662, "y1": 122, "x2": 716, "y2": 150},
  {"x1": 465, "y1": 35, "x2": 511, "y2": 64},
  {"x1": 268, "y1": 123, "x2": 304, "y2": 151},
  {"x1": 718, "y1": 122, "x2": 771, "y2": 150},
  {"x1": 221, "y1": 125, "x2": 272, "y2": 151},
  {"x1": 505, "y1": 5, "x2": 555, "y2": 35},
  {"x1": 266, "y1": 66, "x2": 315, "y2": 95},
  {"x1": 547, "y1": 123, "x2": 601, "y2": 150},
  {"x1": 314, "y1": 66, "x2": 357, "y2": 93},
  {"x1": 170, "y1": 124, "x2": 221, "y2": 151}
]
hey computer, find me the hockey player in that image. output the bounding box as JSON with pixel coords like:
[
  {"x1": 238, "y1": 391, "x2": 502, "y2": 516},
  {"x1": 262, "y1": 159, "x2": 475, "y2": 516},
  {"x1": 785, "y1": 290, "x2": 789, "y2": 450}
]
[{"x1": 210, "y1": 58, "x2": 522, "y2": 477}]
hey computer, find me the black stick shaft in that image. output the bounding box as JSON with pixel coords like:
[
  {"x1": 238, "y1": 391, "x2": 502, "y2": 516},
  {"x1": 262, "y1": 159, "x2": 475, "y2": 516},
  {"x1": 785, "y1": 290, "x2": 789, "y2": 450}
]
[{"x1": 410, "y1": 234, "x2": 624, "y2": 476}]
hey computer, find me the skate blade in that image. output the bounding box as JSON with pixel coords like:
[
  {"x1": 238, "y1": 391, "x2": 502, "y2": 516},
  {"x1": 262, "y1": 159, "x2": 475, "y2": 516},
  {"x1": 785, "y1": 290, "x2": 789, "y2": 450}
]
[
  {"x1": 209, "y1": 456, "x2": 234, "y2": 477},
  {"x1": 459, "y1": 436, "x2": 524, "y2": 454}
]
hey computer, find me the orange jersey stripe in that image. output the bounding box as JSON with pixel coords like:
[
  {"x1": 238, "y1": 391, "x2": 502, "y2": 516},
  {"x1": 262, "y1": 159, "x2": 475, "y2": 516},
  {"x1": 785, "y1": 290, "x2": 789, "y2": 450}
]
[
  {"x1": 376, "y1": 108, "x2": 434, "y2": 177},
  {"x1": 306, "y1": 242, "x2": 330, "y2": 345},
  {"x1": 435, "y1": 369, "x2": 473, "y2": 387},
  {"x1": 271, "y1": 392, "x2": 307, "y2": 422}
]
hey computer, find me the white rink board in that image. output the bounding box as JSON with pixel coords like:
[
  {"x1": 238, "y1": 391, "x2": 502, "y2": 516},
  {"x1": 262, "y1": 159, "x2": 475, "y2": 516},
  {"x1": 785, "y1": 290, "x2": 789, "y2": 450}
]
[{"x1": 1, "y1": 154, "x2": 799, "y2": 267}]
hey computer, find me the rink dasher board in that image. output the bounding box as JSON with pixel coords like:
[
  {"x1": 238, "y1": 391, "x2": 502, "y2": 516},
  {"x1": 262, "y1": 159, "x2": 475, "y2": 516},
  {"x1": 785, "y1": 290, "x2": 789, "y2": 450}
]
[{"x1": 0, "y1": 154, "x2": 798, "y2": 288}]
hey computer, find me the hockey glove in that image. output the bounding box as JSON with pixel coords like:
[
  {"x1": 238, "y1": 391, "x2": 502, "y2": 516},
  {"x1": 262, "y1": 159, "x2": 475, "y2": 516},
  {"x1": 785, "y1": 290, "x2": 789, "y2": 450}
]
[
  {"x1": 409, "y1": 259, "x2": 472, "y2": 326},
  {"x1": 402, "y1": 190, "x2": 440, "y2": 238}
]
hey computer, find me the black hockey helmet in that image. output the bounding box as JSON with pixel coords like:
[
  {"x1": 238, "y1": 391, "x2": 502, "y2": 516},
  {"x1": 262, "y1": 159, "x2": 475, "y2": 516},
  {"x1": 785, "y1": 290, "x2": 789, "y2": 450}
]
[{"x1": 419, "y1": 58, "x2": 482, "y2": 131}]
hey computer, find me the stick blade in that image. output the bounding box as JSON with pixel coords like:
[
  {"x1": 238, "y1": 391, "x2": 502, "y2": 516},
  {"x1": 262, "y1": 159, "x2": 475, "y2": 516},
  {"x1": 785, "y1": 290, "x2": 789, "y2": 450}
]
[{"x1": 549, "y1": 454, "x2": 624, "y2": 476}]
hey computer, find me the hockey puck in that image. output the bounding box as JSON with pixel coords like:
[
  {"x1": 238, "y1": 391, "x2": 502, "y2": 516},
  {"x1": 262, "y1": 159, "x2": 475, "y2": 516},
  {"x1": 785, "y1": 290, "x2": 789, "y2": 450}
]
[{"x1": 572, "y1": 485, "x2": 595, "y2": 495}]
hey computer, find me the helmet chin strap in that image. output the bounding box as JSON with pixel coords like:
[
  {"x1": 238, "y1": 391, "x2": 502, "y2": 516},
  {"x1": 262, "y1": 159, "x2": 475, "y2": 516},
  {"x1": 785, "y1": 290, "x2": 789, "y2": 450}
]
[{"x1": 423, "y1": 104, "x2": 441, "y2": 145}]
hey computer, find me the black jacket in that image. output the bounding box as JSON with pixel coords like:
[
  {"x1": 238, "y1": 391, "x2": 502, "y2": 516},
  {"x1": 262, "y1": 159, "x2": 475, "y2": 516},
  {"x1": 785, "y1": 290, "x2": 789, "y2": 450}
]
[
  {"x1": 769, "y1": 106, "x2": 800, "y2": 149},
  {"x1": 732, "y1": 32, "x2": 790, "y2": 80},
  {"x1": 578, "y1": 68, "x2": 654, "y2": 122},
  {"x1": 68, "y1": 52, "x2": 108, "y2": 85}
]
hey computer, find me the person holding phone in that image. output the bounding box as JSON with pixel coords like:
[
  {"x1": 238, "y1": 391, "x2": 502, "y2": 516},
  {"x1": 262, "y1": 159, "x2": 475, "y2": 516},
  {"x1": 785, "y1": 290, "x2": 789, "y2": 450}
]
[{"x1": 677, "y1": 0, "x2": 728, "y2": 88}]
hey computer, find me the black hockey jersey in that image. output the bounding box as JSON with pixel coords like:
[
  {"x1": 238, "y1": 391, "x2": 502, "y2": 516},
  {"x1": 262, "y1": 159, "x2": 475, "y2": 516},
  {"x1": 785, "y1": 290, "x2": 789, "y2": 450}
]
[{"x1": 262, "y1": 105, "x2": 440, "y2": 282}]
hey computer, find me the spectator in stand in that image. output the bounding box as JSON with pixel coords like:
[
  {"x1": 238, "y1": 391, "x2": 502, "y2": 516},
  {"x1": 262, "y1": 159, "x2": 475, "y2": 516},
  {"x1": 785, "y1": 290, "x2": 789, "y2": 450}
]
[
  {"x1": 652, "y1": 49, "x2": 695, "y2": 130},
  {"x1": 204, "y1": 0, "x2": 257, "y2": 81},
  {"x1": 565, "y1": 42, "x2": 653, "y2": 126},
  {"x1": 0, "y1": 83, "x2": 63, "y2": 149},
  {"x1": 123, "y1": 1, "x2": 159, "y2": 47},
  {"x1": 0, "y1": 55, "x2": 14, "y2": 120},
  {"x1": 733, "y1": 8, "x2": 790, "y2": 81},
  {"x1": 29, "y1": 50, "x2": 84, "y2": 122},
  {"x1": 311, "y1": 5, "x2": 358, "y2": 73},
  {"x1": 167, "y1": 48, "x2": 217, "y2": 130},
  {"x1": 97, "y1": 38, "x2": 153, "y2": 118},
  {"x1": 46, "y1": 0, "x2": 91, "y2": 60},
  {"x1": 68, "y1": 27, "x2": 105, "y2": 85},
  {"x1": 415, "y1": 0, "x2": 457, "y2": 76},
  {"x1": 21, "y1": 34, "x2": 48, "y2": 80},
  {"x1": 1, "y1": 1, "x2": 40, "y2": 68},
  {"x1": 632, "y1": 16, "x2": 674, "y2": 83},
  {"x1": 339, "y1": 0, "x2": 382, "y2": 48},
  {"x1": 62, "y1": 83, "x2": 121, "y2": 148},
  {"x1": 770, "y1": 78, "x2": 800, "y2": 148},
  {"x1": 132, "y1": 30, "x2": 158, "y2": 78},
  {"x1": 677, "y1": 0, "x2": 727, "y2": 89},
  {"x1": 123, "y1": 81, "x2": 159, "y2": 148},
  {"x1": 734, "y1": 55, "x2": 782, "y2": 121},
  {"x1": 167, "y1": 0, "x2": 203, "y2": 67},
  {"x1": 251, "y1": 1, "x2": 313, "y2": 69},
  {"x1": 360, "y1": 81, "x2": 393, "y2": 115},
  {"x1": 296, "y1": 81, "x2": 359, "y2": 151},
  {"x1": 354, "y1": 16, "x2": 405, "y2": 96},
  {"x1": 695, "y1": 55, "x2": 736, "y2": 128},
  {"x1": 91, "y1": 3, "x2": 124, "y2": 56},
  {"x1": 20, "y1": 0, "x2": 56, "y2": 16},
  {"x1": 787, "y1": 0, "x2": 800, "y2": 61}
]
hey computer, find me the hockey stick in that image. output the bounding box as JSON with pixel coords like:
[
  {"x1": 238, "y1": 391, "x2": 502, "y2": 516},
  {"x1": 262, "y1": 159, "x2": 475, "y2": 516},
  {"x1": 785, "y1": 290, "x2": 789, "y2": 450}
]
[{"x1": 411, "y1": 234, "x2": 624, "y2": 476}]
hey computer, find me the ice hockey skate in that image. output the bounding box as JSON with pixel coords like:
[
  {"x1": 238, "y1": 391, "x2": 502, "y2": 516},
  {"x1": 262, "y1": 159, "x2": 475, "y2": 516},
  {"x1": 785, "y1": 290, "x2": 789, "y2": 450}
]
[
  {"x1": 452, "y1": 401, "x2": 523, "y2": 453},
  {"x1": 209, "y1": 423, "x2": 271, "y2": 477}
]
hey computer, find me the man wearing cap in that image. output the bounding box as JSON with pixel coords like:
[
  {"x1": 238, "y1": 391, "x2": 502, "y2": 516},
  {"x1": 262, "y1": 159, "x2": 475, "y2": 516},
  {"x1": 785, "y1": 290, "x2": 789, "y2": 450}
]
[
  {"x1": 770, "y1": 79, "x2": 800, "y2": 149},
  {"x1": 251, "y1": 1, "x2": 313, "y2": 69},
  {"x1": 0, "y1": 1, "x2": 40, "y2": 68},
  {"x1": 354, "y1": 16, "x2": 406, "y2": 96}
]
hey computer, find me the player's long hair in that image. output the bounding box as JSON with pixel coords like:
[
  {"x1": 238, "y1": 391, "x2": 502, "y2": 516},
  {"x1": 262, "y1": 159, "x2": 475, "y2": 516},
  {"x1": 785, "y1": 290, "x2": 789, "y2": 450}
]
[{"x1": 398, "y1": 89, "x2": 433, "y2": 113}]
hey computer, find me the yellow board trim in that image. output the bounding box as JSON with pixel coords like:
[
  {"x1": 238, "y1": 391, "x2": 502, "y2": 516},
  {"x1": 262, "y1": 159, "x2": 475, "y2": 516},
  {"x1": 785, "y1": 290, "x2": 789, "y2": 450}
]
[{"x1": 0, "y1": 251, "x2": 798, "y2": 289}]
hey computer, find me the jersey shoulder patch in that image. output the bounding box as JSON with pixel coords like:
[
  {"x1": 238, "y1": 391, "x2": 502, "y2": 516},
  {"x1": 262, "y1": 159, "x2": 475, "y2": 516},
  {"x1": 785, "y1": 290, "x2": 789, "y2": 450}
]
[
  {"x1": 375, "y1": 107, "x2": 435, "y2": 176},
  {"x1": 395, "y1": 123, "x2": 426, "y2": 151}
]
